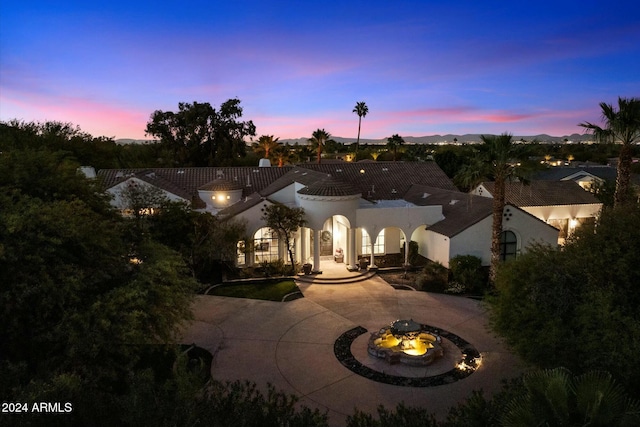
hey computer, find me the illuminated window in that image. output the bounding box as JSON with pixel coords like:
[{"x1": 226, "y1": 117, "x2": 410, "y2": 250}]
[
  {"x1": 500, "y1": 230, "x2": 517, "y2": 261},
  {"x1": 236, "y1": 240, "x2": 246, "y2": 266},
  {"x1": 254, "y1": 228, "x2": 279, "y2": 263},
  {"x1": 362, "y1": 229, "x2": 385, "y2": 255}
]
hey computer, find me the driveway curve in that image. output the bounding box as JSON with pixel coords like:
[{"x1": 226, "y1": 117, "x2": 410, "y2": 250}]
[{"x1": 180, "y1": 276, "x2": 523, "y2": 426}]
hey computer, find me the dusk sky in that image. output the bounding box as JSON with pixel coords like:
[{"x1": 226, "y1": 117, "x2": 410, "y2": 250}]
[{"x1": 1, "y1": 1, "x2": 639, "y2": 141}]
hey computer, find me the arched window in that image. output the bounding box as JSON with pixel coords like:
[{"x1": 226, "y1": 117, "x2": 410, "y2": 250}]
[
  {"x1": 362, "y1": 229, "x2": 385, "y2": 255},
  {"x1": 254, "y1": 228, "x2": 279, "y2": 263},
  {"x1": 500, "y1": 230, "x2": 517, "y2": 261}
]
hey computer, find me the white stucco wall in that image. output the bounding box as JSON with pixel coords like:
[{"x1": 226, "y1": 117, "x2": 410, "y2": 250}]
[
  {"x1": 419, "y1": 229, "x2": 451, "y2": 267},
  {"x1": 356, "y1": 205, "x2": 442, "y2": 239},
  {"x1": 504, "y1": 205, "x2": 559, "y2": 252},
  {"x1": 449, "y1": 216, "x2": 493, "y2": 266},
  {"x1": 238, "y1": 199, "x2": 274, "y2": 237},
  {"x1": 297, "y1": 194, "x2": 360, "y2": 229}
]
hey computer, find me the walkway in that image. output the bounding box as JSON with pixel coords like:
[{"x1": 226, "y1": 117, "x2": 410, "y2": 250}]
[{"x1": 180, "y1": 264, "x2": 523, "y2": 426}]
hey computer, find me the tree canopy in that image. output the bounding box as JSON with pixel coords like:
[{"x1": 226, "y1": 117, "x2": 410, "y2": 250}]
[
  {"x1": 261, "y1": 203, "x2": 306, "y2": 273},
  {"x1": 0, "y1": 133, "x2": 200, "y2": 422},
  {"x1": 489, "y1": 204, "x2": 640, "y2": 397},
  {"x1": 146, "y1": 99, "x2": 256, "y2": 166}
]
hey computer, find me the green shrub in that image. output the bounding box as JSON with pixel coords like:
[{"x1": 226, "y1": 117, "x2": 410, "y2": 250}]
[
  {"x1": 416, "y1": 261, "x2": 448, "y2": 292},
  {"x1": 449, "y1": 255, "x2": 486, "y2": 294}
]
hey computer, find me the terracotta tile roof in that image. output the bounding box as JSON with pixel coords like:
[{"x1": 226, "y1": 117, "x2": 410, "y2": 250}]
[
  {"x1": 404, "y1": 184, "x2": 493, "y2": 237},
  {"x1": 533, "y1": 166, "x2": 617, "y2": 181},
  {"x1": 479, "y1": 181, "x2": 600, "y2": 206},
  {"x1": 296, "y1": 162, "x2": 458, "y2": 199},
  {"x1": 297, "y1": 175, "x2": 361, "y2": 197},
  {"x1": 257, "y1": 167, "x2": 329, "y2": 196},
  {"x1": 199, "y1": 178, "x2": 243, "y2": 191},
  {"x1": 98, "y1": 162, "x2": 458, "y2": 211},
  {"x1": 98, "y1": 166, "x2": 290, "y2": 201}
]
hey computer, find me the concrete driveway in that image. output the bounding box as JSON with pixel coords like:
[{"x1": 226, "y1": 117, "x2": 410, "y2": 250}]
[{"x1": 180, "y1": 275, "x2": 523, "y2": 426}]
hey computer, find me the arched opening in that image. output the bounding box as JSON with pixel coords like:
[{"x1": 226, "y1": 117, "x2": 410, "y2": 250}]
[
  {"x1": 500, "y1": 230, "x2": 518, "y2": 261},
  {"x1": 306, "y1": 215, "x2": 353, "y2": 270},
  {"x1": 253, "y1": 227, "x2": 280, "y2": 264}
]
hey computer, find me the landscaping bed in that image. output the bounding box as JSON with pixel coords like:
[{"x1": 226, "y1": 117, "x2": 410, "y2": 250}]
[{"x1": 205, "y1": 279, "x2": 301, "y2": 302}]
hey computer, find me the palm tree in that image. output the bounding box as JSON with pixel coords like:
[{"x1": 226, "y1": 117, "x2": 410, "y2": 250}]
[
  {"x1": 454, "y1": 156, "x2": 485, "y2": 210},
  {"x1": 308, "y1": 129, "x2": 333, "y2": 164},
  {"x1": 272, "y1": 144, "x2": 291, "y2": 167},
  {"x1": 386, "y1": 134, "x2": 405, "y2": 161},
  {"x1": 353, "y1": 101, "x2": 368, "y2": 161},
  {"x1": 579, "y1": 97, "x2": 640, "y2": 207},
  {"x1": 502, "y1": 368, "x2": 640, "y2": 426},
  {"x1": 482, "y1": 133, "x2": 516, "y2": 283},
  {"x1": 252, "y1": 135, "x2": 281, "y2": 160}
]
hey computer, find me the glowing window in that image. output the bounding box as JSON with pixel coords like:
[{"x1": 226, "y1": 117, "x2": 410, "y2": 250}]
[{"x1": 362, "y1": 229, "x2": 385, "y2": 255}]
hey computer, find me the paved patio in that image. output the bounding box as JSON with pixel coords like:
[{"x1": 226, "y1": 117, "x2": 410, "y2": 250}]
[{"x1": 180, "y1": 262, "x2": 524, "y2": 426}]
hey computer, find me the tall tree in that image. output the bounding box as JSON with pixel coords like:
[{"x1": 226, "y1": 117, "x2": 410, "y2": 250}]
[
  {"x1": 261, "y1": 203, "x2": 306, "y2": 274},
  {"x1": 352, "y1": 101, "x2": 368, "y2": 161},
  {"x1": 482, "y1": 133, "x2": 516, "y2": 283},
  {"x1": 579, "y1": 97, "x2": 640, "y2": 207},
  {"x1": 251, "y1": 134, "x2": 281, "y2": 161},
  {"x1": 308, "y1": 128, "x2": 334, "y2": 164},
  {"x1": 386, "y1": 134, "x2": 405, "y2": 161},
  {"x1": 0, "y1": 147, "x2": 197, "y2": 403},
  {"x1": 146, "y1": 99, "x2": 256, "y2": 167}
]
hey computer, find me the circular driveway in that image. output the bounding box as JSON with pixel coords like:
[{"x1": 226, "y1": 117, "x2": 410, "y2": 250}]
[{"x1": 180, "y1": 276, "x2": 523, "y2": 426}]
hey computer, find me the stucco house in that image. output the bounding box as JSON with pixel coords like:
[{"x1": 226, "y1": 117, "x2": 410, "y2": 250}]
[
  {"x1": 471, "y1": 180, "x2": 602, "y2": 244},
  {"x1": 99, "y1": 162, "x2": 559, "y2": 272},
  {"x1": 532, "y1": 166, "x2": 617, "y2": 191}
]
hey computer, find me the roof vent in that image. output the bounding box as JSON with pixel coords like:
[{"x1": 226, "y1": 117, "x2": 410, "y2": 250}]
[
  {"x1": 177, "y1": 169, "x2": 185, "y2": 174},
  {"x1": 252, "y1": 169, "x2": 260, "y2": 173},
  {"x1": 422, "y1": 192, "x2": 430, "y2": 198},
  {"x1": 449, "y1": 199, "x2": 459, "y2": 205},
  {"x1": 382, "y1": 168, "x2": 388, "y2": 171},
  {"x1": 336, "y1": 169, "x2": 342, "y2": 172},
  {"x1": 391, "y1": 189, "x2": 397, "y2": 194}
]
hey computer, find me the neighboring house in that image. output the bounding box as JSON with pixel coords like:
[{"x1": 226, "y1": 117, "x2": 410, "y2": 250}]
[
  {"x1": 99, "y1": 162, "x2": 559, "y2": 271},
  {"x1": 532, "y1": 166, "x2": 617, "y2": 191},
  {"x1": 471, "y1": 180, "x2": 602, "y2": 244}
]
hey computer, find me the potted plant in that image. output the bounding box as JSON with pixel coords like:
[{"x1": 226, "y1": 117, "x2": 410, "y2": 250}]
[{"x1": 302, "y1": 263, "x2": 312, "y2": 275}]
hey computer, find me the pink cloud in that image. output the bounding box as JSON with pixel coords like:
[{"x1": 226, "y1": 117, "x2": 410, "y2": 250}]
[{"x1": 0, "y1": 87, "x2": 150, "y2": 139}]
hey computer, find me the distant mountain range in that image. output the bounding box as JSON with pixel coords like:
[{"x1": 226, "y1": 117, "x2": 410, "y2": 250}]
[
  {"x1": 115, "y1": 133, "x2": 594, "y2": 145},
  {"x1": 278, "y1": 133, "x2": 594, "y2": 145}
]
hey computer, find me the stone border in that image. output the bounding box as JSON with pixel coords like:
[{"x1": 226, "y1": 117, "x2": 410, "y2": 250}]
[{"x1": 334, "y1": 325, "x2": 481, "y2": 387}]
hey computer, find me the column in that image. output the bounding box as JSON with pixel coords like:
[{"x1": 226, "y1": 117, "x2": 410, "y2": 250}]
[
  {"x1": 403, "y1": 236, "x2": 409, "y2": 265},
  {"x1": 300, "y1": 227, "x2": 307, "y2": 265},
  {"x1": 313, "y1": 229, "x2": 321, "y2": 273},
  {"x1": 369, "y1": 242, "x2": 376, "y2": 268},
  {"x1": 348, "y1": 227, "x2": 357, "y2": 270}
]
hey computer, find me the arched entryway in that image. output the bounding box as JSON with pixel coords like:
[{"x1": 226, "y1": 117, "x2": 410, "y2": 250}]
[{"x1": 306, "y1": 215, "x2": 354, "y2": 272}]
